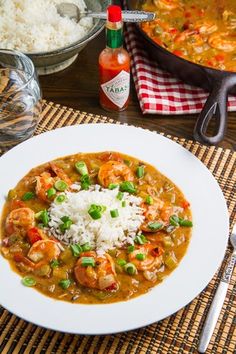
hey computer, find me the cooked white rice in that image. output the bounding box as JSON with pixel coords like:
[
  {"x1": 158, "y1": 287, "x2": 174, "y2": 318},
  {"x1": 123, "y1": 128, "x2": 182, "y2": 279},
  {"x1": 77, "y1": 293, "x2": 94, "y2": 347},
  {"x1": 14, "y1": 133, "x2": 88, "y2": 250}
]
[
  {"x1": 0, "y1": 0, "x2": 93, "y2": 53},
  {"x1": 47, "y1": 185, "x2": 145, "y2": 256}
]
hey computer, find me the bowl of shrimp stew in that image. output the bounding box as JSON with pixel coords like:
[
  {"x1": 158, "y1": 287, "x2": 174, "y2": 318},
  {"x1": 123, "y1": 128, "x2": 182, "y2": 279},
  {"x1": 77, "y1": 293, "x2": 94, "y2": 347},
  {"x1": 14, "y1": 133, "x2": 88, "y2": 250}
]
[
  {"x1": 0, "y1": 124, "x2": 229, "y2": 334},
  {"x1": 1, "y1": 150, "x2": 192, "y2": 304}
]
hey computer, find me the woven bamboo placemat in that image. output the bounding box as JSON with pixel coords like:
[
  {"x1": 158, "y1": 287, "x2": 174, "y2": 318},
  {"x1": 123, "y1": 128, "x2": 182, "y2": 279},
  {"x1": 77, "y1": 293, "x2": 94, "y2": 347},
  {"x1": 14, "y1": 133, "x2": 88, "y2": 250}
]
[{"x1": 0, "y1": 101, "x2": 235, "y2": 354}]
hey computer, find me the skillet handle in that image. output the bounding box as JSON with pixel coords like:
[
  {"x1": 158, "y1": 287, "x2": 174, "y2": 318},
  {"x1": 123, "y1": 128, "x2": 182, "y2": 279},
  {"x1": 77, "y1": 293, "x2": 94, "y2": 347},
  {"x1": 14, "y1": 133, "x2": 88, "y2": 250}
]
[{"x1": 194, "y1": 75, "x2": 235, "y2": 145}]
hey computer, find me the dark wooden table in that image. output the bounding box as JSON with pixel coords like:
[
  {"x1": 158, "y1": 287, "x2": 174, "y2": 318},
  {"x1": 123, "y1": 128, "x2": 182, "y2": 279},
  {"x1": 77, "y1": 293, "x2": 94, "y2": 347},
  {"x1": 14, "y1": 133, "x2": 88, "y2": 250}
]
[{"x1": 40, "y1": 30, "x2": 236, "y2": 150}]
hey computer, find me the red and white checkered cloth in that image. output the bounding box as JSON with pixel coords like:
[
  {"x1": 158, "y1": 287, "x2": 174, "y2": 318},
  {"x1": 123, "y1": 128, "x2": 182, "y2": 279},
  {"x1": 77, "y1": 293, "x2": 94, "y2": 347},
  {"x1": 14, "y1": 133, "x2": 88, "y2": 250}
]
[{"x1": 124, "y1": 22, "x2": 236, "y2": 115}]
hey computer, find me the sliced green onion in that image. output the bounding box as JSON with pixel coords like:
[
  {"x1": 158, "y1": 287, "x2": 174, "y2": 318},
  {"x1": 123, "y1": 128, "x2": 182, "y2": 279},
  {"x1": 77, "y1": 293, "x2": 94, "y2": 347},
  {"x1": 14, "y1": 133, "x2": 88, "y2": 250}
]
[
  {"x1": 110, "y1": 209, "x2": 119, "y2": 218},
  {"x1": 75, "y1": 161, "x2": 88, "y2": 176},
  {"x1": 148, "y1": 221, "x2": 163, "y2": 231},
  {"x1": 41, "y1": 210, "x2": 49, "y2": 226},
  {"x1": 88, "y1": 204, "x2": 106, "y2": 220},
  {"x1": 120, "y1": 181, "x2": 136, "y2": 194},
  {"x1": 60, "y1": 216, "x2": 71, "y2": 223},
  {"x1": 122, "y1": 201, "x2": 126, "y2": 207},
  {"x1": 70, "y1": 244, "x2": 82, "y2": 257},
  {"x1": 136, "y1": 165, "x2": 145, "y2": 178},
  {"x1": 80, "y1": 174, "x2": 91, "y2": 190},
  {"x1": 134, "y1": 234, "x2": 147, "y2": 245},
  {"x1": 58, "y1": 279, "x2": 71, "y2": 289},
  {"x1": 81, "y1": 243, "x2": 91, "y2": 252},
  {"x1": 169, "y1": 215, "x2": 180, "y2": 227},
  {"x1": 22, "y1": 276, "x2": 36, "y2": 287},
  {"x1": 22, "y1": 192, "x2": 35, "y2": 201},
  {"x1": 145, "y1": 195, "x2": 153, "y2": 205},
  {"x1": 59, "y1": 219, "x2": 73, "y2": 233},
  {"x1": 136, "y1": 253, "x2": 146, "y2": 261},
  {"x1": 50, "y1": 259, "x2": 59, "y2": 268},
  {"x1": 47, "y1": 187, "x2": 56, "y2": 199},
  {"x1": 81, "y1": 257, "x2": 95, "y2": 267},
  {"x1": 169, "y1": 215, "x2": 193, "y2": 227},
  {"x1": 108, "y1": 183, "x2": 119, "y2": 190},
  {"x1": 179, "y1": 218, "x2": 193, "y2": 227},
  {"x1": 117, "y1": 259, "x2": 127, "y2": 266},
  {"x1": 124, "y1": 263, "x2": 137, "y2": 275},
  {"x1": 88, "y1": 204, "x2": 103, "y2": 220},
  {"x1": 54, "y1": 180, "x2": 68, "y2": 192},
  {"x1": 127, "y1": 245, "x2": 135, "y2": 253},
  {"x1": 88, "y1": 210, "x2": 101, "y2": 220},
  {"x1": 55, "y1": 194, "x2": 66, "y2": 204},
  {"x1": 35, "y1": 210, "x2": 49, "y2": 227},
  {"x1": 116, "y1": 191, "x2": 124, "y2": 200}
]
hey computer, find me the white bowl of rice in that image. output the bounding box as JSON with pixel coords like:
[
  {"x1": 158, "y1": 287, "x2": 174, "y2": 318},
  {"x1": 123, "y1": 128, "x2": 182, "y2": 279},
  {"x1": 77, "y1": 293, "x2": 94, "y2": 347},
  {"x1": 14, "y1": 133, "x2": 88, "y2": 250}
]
[{"x1": 0, "y1": 0, "x2": 111, "y2": 75}]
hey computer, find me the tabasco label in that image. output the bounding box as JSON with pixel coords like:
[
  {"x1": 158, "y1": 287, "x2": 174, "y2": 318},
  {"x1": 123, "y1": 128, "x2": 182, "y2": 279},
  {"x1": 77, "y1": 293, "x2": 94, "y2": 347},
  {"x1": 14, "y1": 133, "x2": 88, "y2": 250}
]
[{"x1": 101, "y1": 70, "x2": 130, "y2": 108}]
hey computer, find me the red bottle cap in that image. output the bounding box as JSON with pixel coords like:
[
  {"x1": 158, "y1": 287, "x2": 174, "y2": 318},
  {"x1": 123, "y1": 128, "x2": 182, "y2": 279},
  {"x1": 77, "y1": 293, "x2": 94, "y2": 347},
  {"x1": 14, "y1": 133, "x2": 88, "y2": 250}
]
[{"x1": 107, "y1": 5, "x2": 122, "y2": 23}]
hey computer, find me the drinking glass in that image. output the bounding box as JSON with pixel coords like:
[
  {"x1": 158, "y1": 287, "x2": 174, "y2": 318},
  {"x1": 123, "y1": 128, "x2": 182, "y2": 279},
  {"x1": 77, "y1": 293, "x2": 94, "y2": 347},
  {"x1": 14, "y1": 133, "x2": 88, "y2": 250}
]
[{"x1": 0, "y1": 49, "x2": 41, "y2": 153}]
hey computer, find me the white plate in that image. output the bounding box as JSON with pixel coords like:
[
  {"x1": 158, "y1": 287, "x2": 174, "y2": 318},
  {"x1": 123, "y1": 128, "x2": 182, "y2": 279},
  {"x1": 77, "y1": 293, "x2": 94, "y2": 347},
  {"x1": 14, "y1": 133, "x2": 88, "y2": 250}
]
[{"x1": 0, "y1": 124, "x2": 229, "y2": 334}]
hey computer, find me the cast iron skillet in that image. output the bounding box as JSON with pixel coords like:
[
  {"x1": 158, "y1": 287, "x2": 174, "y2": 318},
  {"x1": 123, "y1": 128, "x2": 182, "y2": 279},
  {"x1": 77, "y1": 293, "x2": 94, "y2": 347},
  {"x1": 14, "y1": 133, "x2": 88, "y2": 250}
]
[{"x1": 127, "y1": 0, "x2": 236, "y2": 145}]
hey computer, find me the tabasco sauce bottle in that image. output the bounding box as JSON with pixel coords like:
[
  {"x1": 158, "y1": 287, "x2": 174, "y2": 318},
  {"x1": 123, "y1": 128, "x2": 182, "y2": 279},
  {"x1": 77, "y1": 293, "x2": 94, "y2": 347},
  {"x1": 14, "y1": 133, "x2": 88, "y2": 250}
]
[{"x1": 99, "y1": 5, "x2": 130, "y2": 112}]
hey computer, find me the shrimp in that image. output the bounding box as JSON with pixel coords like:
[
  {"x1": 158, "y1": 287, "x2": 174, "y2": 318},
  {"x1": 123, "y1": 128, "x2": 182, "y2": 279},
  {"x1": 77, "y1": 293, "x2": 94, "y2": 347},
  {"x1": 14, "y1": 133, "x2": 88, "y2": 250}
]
[
  {"x1": 74, "y1": 251, "x2": 118, "y2": 291},
  {"x1": 141, "y1": 199, "x2": 172, "y2": 232},
  {"x1": 35, "y1": 172, "x2": 54, "y2": 202},
  {"x1": 208, "y1": 32, "x2": 236, "y2": 52},
  {"x1": 98, "y1": 160, "x2": 134, "y2": 188},
  {"x1": 99, "y1": 152, "x2": 123, "y2": 162},
  {"x1": 195, "y1": 23, "x2": 217, "y2": 35},
  {"x1": 153, "y1": 0, "x2": 181, "y2": 10},
  {"x1": 174, "y1": 29, "x2": 205, "y2": 47},
  {"x1": 11, "y1": 238, "x2": 59, "y2": 273},
  {"x1": 223, "y1": 10, "x2": 236, "y2": 30},
  {"x1": 50, "y1": 163, "x2": 72, "y2": 186},
  {"x1": 128, "y1": 244, "x2": 163, "y2": 271},
  {"x1": 5, "y1": 207, "x2": 35, "y2": 235},
  {"x1": 35, "y1": 164, "x2": 72, "y2": 202},
  {"x1": 174, "y1": 22, "x2": 217, "y2": 47},
  {"x1": 13, "y1": 252, "x2": 36, "y2": 272},
  {"x1": 27, "y1": 240, "x2": 61, "y2": 264},
  {"x1": 174, "y1": 29, "x2": 198, "y2": 42}
]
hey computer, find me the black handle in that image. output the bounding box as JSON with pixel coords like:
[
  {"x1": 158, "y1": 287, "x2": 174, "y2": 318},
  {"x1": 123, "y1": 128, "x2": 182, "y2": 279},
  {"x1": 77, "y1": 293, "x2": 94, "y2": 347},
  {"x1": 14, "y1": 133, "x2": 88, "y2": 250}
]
[{"x1": 194, "y1": 74, "x2": 236, "y2": 145}]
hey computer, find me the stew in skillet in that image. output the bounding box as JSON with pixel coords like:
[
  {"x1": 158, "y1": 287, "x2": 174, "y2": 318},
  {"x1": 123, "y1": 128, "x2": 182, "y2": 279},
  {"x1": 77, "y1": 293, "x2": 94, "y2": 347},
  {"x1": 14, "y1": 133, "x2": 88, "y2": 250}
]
[{"x1": 141, "y1": 0, "x2": 236, "y2": 71}]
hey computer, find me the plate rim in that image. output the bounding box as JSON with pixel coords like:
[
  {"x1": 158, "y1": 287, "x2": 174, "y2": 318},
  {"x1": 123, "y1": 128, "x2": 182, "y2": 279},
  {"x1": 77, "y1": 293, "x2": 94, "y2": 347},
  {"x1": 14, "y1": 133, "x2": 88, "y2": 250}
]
[{"x1": 0, "y1": 123, "x2": 229, "y2": 334}]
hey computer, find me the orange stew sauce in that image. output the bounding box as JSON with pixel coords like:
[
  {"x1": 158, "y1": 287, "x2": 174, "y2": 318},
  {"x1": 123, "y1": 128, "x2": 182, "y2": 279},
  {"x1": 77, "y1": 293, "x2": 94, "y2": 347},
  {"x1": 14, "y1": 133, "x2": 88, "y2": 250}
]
[
  {"x1": 0, "y1": 152, "x2": 192, "y2": 304},
  {"x1": 141, "y1": 0, "x2": 236, "y2": 71}
]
